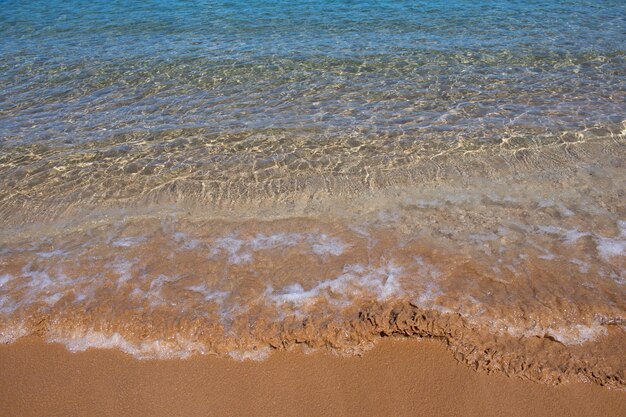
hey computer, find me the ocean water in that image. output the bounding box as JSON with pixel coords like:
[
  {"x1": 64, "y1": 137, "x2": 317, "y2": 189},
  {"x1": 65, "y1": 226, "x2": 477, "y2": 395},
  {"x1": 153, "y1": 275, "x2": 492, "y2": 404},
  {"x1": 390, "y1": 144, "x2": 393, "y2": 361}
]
[{"x1": 1, "y1": 0, "x2": 625, "y2": 385}]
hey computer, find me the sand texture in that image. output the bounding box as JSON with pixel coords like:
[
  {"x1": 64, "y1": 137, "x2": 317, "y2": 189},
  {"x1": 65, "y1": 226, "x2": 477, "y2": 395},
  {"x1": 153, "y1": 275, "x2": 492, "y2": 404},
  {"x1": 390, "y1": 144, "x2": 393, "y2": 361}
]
[{"x1": 1, "y1": 337, "x2": 624, "y2": 417}]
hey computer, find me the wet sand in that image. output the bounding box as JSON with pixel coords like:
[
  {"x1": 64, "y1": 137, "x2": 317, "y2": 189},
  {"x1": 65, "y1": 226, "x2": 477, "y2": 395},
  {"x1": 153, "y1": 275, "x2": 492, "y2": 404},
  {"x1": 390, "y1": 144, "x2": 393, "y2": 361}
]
[{"x1": 1, "y1": 337, "x2": 624, "y2": 417}]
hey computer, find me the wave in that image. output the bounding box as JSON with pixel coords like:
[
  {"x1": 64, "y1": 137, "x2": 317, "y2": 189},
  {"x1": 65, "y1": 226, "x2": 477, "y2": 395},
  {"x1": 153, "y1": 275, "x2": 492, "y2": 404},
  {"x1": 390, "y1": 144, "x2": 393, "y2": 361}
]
[{"x1": 1, "y1": 141, "x2": 624, "y2": 387}]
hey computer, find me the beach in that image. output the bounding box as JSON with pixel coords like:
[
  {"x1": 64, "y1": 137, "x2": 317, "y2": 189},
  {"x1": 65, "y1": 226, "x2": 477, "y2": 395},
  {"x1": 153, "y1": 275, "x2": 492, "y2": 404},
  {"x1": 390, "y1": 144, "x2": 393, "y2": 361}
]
[
  {"x1": 1, "y1": 0, "x2": 625, "y2": 414},
  {"x1": 2, "y1": 337, "x2": 625, "y2": 417}
]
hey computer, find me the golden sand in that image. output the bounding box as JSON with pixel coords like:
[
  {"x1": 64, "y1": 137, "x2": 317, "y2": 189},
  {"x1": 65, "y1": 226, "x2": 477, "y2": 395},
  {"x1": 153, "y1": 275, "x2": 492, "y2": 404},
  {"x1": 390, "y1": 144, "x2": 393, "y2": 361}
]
[{"x1": 1, "y1": 337, "x2": 625, "y2": 417}]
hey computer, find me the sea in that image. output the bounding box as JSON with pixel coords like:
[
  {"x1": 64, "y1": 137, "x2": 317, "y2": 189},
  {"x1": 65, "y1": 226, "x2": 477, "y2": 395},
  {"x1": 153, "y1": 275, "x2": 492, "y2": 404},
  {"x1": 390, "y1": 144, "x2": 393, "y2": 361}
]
[{"x1": 0, "y1": 0, "x2": 625, "y2": 386}]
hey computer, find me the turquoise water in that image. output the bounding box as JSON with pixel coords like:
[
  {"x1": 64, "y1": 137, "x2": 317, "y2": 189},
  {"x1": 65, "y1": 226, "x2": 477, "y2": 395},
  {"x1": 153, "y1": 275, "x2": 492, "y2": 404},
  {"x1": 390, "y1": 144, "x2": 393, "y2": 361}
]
[
  {"x1": 1, "y1": 0, "x2": 625, "y2": 217},
  {"x1": 1, "y1": 0, "x2": 624, "y2": 146}
]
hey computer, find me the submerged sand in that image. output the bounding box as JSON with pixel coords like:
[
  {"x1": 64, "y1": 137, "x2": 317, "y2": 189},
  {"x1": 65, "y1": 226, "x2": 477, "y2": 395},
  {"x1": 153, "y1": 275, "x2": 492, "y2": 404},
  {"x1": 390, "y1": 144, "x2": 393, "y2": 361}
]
[
  {"x1": 1, "y1": 337, "x2": 624, "y2": 417},
  {"x1": 1, "y1": 140, "x2": 625, "y2": 387}
]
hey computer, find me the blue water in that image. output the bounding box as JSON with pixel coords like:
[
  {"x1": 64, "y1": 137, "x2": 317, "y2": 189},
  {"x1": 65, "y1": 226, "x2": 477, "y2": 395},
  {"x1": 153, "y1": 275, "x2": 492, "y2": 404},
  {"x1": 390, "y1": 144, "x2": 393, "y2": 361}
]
[
  {"x1": 1, "y1": 0, "x2": 624, "y2": 144},
  {"x1": 0, "y1": 0, "x2": 625, "y2": 216}
]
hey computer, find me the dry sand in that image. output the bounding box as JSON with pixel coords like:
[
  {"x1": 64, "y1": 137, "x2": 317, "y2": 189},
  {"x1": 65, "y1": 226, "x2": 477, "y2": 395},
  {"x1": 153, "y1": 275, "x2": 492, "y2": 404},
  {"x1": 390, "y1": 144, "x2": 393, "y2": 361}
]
[{"x1": 1, "y1": 337, "x2": 625, "y2": 417}]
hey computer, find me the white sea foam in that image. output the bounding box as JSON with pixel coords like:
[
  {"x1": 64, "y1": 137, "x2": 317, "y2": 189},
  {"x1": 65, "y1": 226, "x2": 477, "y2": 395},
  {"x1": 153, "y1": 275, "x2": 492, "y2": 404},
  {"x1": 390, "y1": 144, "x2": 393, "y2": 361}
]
[
  {"x1": 537, "y1": 199, "x2": 574, "y2": 217},
  {"x1": 533, "y1": 222, "x2": 626, "y2": 259},
  {"x1": 22, "y1": 266, "x2": 55, "y2": 291},
  {"x1": 36, "y1": 249, "x2": 67, "y2": 258},
  {"x1": 112, "y1": 236, "x2": 146, "y2": 247},
  {"x1": 47, "y1": 329, "x2": 271, "y2": 361},
  {"x1": 410, "y1": 275, "x2": 455, "y2": 315},
  {"x1": 0, "y1": 274, "x2": 13, "y2": 287},
  {"x1": 0, "y1": 324, "x2": 27, "y2": 344},
  {"x1": 596, "y1": 222, "x2": 626, "y2": 260},
  {"x1": 269, "y1": 261, "x2": 403, "y2": 307},
  {"x1": 412, "y1": 284, "x2": 443, "y2": 309},
  {"x1": 173, "y1": 232, "x2": 202, "y2": 250},
  {"x1": 130, "y1": 287, "x2": 145, "y2": 299},
  {"x1": 593, "y1": 221, "x2": 626, "y2": 259},
  {"x1": 570, "y1": 259, "x2": 590, "y2": 273},
  {"x1": 111, "y1": 258, "x2": 134, "y2": 285},
  {"x1": 564, "y1": 229, "x2": 590, "y2": 244},
  {"x1": 228, "y1": 347, "x2": 271, "y2": 361},
  {"x1": 249, "y1": 233, "x2": 301, "y2": 251},
  {"x1": 15, "y1": 266, "x2": 86, "y2": 308},
  {"x1": 209, "y1": 232, "x2": 348, "y2": 264},
  {"x1": 597, "y1": 237, "x2": 626, "y2": 259},
  {"x1": 608, "y1": 272, "x2": 626, "y2": 286},
  {"x1": 377, "y1": 210, "x2": 400, "y2": 223},
  {"x1": 146, "y1": 274, "x2": 180, "y2": 306},
  {"x1": 537, "y1": 226, "x2": 590, "y2": 244},
  {"x1": 445, "y1": 193, "x2": 473, "y2": 205},
  {"x1": 309, "y1": 234, "x2": 347, "y2": 256},
  {"x1": 210, "y1": 236, "x2": 252, "y2": 264},
  {"x1": 0, "y1": 295, "x2": 18, "y2": 315},
  {"x1": 545, "y1": 324, "x2": 607, "y2": 345},
  {"x1": 413, "y1": 256, "x2": 442, "y2": 280},
  {"x1": 44, "y1": 292, "x2": 65, "y2": 305},
  {"x1": 469, "y1": 232, "x2": 499, "y2": 242},
  {"x1": 485, "y1": 317, "x2": 609, "y2": 345},
  {"x1": 73, "y1": 291, "x2": 90, "y2": 303},
  {"x1": 186, "y1": 284, "x2": 229, "y2": 302},
  {"x1": 48, "y1": 330, "x2": 206, "y2": 359},
  {"x1": 410, "y1": 199, "x2": 443, "y2": 209}
]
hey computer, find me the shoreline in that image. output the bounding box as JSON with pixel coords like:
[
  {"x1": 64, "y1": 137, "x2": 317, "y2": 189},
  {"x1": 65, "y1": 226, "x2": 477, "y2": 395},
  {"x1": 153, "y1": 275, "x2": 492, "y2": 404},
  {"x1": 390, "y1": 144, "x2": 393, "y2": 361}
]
[{"x1": 1, "y1": 337, "x2": 624, "y2": 417}]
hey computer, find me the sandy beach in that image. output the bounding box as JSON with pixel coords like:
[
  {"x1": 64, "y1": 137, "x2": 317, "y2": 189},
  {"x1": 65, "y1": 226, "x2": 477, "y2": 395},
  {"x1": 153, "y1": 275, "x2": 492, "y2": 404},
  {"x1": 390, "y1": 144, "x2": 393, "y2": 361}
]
[
  {"x1": 2, "y1": 1, "x2": 625, "y2": 416},
  {"x1": 1, "y1": 337, "x2": 624, "y2": 417}
]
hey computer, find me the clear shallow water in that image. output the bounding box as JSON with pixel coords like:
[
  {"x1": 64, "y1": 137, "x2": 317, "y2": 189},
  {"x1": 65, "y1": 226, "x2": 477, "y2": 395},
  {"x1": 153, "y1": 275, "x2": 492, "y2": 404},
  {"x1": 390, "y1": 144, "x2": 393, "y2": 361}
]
[
  {"x1": 0, "y1": 1, "x2": 625, "y2": 386},
  {"x1": 1, "y1": 0, "x2": 625, "y2": 220},
  {"x1": 2, "y1": 0, "x2": 625, "y2": 145}
]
